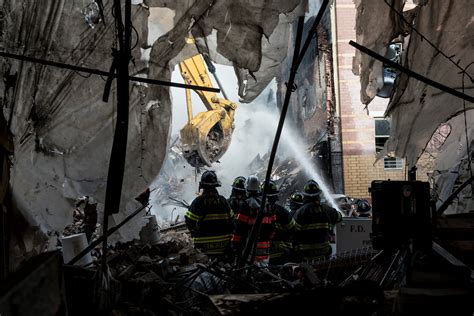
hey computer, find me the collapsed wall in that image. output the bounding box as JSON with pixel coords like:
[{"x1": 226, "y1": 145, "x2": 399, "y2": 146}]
[
  {"x1": 275, "y1": 5, "x2": 342, "y2": 194},
  {"x1": 1, "y1": 0, "x2": 309, "y2": 269}
]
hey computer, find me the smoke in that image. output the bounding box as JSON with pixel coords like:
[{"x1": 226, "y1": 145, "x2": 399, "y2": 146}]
[
  {"x1": 279, "y1": 127, "x2": 340, "y2": 210},
  {"x1": 213, "y1": 86, "x2": 281, "y2": 196}
]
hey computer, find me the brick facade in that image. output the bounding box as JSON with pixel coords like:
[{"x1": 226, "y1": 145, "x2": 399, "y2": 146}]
[{"x1": 343, "y1": 155, "x2": 432, "y2": 198}]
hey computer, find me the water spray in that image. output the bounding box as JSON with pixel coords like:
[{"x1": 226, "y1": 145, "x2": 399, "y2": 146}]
[{"x1": 280, "y1": 131, "x2": 340, "y2": 211}]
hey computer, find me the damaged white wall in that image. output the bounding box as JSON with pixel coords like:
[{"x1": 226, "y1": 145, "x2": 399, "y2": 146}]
[
  {"x1": 353, "y1": 0, "x2": 474, "y2": 213},
  {"x1": 3, "y1": 1, "x2": 160, "y2": 261},
  {"x1": 146, "y1": 0, "x2": 307, "y2": 103}
]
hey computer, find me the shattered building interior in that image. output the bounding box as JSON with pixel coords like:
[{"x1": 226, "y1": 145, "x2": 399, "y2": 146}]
[{"x1": 0, "y1": 0, "x2": 473, "y2": 315}]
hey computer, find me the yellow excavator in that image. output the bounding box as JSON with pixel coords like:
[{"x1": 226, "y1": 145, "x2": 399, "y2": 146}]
[{"x1": 178, "y1": 46, "x2": 238, "y2": 167}]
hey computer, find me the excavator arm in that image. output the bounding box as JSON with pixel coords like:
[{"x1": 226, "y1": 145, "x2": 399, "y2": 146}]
[{"x1": 179, "y1": 53, "x2": 237, "y2": 167}]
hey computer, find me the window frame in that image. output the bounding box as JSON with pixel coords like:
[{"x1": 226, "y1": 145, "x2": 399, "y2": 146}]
[{"x1": 374, "y1": 117, "x2": 404, "y2": 170}]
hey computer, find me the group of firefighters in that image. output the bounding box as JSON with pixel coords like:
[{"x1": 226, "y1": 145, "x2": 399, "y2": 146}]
[{"x1": 185, "y1": 171, "x2": 343, "y2": 265}]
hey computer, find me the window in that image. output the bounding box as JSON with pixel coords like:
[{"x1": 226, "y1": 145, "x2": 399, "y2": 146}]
[
  {"x1": 374, "y1": 118, "x2": 404, "y2": 170},
  {"x1": 375, "y1": 118, "x2": 390, "y2": 153},
  {"x1": 384, "y1": 156, "x2": 404, "y2": 169}
]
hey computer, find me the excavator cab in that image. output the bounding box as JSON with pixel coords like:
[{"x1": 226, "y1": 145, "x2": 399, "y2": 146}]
[{"x1": 178, "y1": 50, "x2": 237, "y2": 167}]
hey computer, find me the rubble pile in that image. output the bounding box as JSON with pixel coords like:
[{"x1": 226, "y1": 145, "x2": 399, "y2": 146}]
[
  {"x1": 250, "y1": 151, "x2": 320, "y2": 203},
  {"x1": 84, "y1": 230, "x2": 210, "y2": 315},
  {"x1": 62, "y1": 208, "x2": 86, "y2": 237},
  {"x1": 64, "y1": 227, "x2": 382, "y2": 315},
  {"x1": 62, "y1": 197, "x2": 99, "y2": 242}
]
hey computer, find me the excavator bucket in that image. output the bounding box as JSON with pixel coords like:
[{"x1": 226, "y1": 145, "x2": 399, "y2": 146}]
[
  {"x1": 177, "y1": 49, "x2": 237, "y2": 168},
  {"x1": 180, "y1": 109, "x2": 233, "y2": 167}
]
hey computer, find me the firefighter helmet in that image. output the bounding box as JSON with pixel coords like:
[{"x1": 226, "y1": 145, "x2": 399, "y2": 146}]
[
  {"x1": 357, "y1": 199, "x2": 371, "y2": 213},
  {"x1": 290, "y1": 191, "x2": 304, "y2": 204},
  {"x1": 260, "y1": 180, "x2": 279, "y2": 196},
  {"x1": 245, "y1": 175, "x2": 260, "y2": 193},
  {"x1": 303, "y1": 179, "x2": 322, "y2": 197},
  {"x1": 232, "y1": 176, "x2": 246, "y2": 191},
  {"x1": 200, "y1": 170, "x2": 221, "y2": 187}
]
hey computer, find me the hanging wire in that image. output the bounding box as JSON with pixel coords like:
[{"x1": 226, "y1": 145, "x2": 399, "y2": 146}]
[
  {"x1": 74, "y1": 70, "x2": 92, "y2": 78},
  {"x1": 461, "y1": 62, "x2": 474, "y2": 196},
  {"x1": 137, "y1": 85, "x2": 147, "y2": 182},
  {"x1": 130, "y1": 42, "x2": 147, "y2": 182},
  {"x1": 131, "y1": 25, "x2": 140, "y2": 50},
  {"x1": 112, "y1": 1, "x2": 122, "y2": 51},
  {"x1": 0, "y1": 3, "x2": 21, "y2": 22}
]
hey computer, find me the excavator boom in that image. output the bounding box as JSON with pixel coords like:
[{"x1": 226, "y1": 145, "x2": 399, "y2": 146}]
[{"x1": 179, "y1": 54, "x2": 237, "y2": 167}]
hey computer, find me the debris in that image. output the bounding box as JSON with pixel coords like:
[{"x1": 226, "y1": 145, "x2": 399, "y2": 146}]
[
  {"x1": 135, "y1": 188, "x2": 151, "y2": 206},
  {"x1": 62, "y1": 196, "x2": 99, "y2": 242},
  {"x1": 206, "y1": 126, "x2": 225, "y2": 162},
  {"x1": 117, "y1": 265, "x2": 136, "y2": 280},
  {"x1": 82, "y1": 1, "x2": 102, "y2": 28},
  {"x1": 83, "y1": 202, "x2": 98, "y2": 242},
  {"x1": 61, "y1": 222, "x2": 400, "y2": 316},
  {"x1": 159, "y1": 222, "x2": 187, "y2": 233},
  {"x1": 67, "y1": 203, "x2": 149, "y2": 265},
  {"x1": 137, "y1": 255, "x2": 154, "y2": 264},
  {"x1": 138, "y1": 215, "x2": 160, "y2": 245},
  {"x1": 299, "y1": 263, "x2": 322, "y2": 286},
  {"x1": 61, "y1": 233, "x2": 93, "y2": 266}
]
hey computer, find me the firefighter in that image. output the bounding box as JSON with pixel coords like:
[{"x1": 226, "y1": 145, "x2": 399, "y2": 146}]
[
  {"x1": 262, "y1": 180, "x2": 295, "y2": 265},
  {"x1": 228, "y1": 176, "x2": 247, "y2": 219},
  {"x1": 231, "y1": 175, "x2": 276, "y2": 265},
  {"x1": 185, "y1": 171, "x2": 234, "y2": 259},
  {"x1": 292, "y1": 179, "x2": 342, "y2": 262},
  {"x1": 288, "y1": 191, "x2": 304, "y2": 216},
  {"x1": 355, "y1": 199, "x2": 372, "y2": 217}
]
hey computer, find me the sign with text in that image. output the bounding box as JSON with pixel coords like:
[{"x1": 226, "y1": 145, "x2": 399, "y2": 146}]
[{"x1": 335, "y1": 218, "x2": 372, "y2": 253}]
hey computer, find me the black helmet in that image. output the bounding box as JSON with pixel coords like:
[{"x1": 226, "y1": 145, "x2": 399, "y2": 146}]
[
  {"x1": 232, "y1": 176, "x2": 246, "y2": 191},
  {"x1": 200, "y1": 170, "x2": 221, "y2": 187},
  {"x1": 245, "y1": 175, "x2": 260, "y2": 193},
  {"x1": 357, "y1": 199, "x2": 371, "y2": 213},
  {"x1": 260, "y1": 180, "x2": 279, "y2": 196},
  {"x1": 303, "y1": 179, "x2": 322, "y2": 197},
  {"x1": 290, "y1": 191, "x2": 304, "y2": 204}
]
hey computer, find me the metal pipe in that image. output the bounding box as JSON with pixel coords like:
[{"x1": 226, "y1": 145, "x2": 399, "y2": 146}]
[
  {"x1": 185, "y1": 88, "x2": 193, "y2": 122},
  {"x1": 211, "y1": 72, "x2": 229, "y2": 100},
  {"x1": 100, "y1": 0, "x2": 131, "y2": 271},
  {"x1": 0, "y1": 51, "x2": 220, "y2": 93},
  {"x1": 349, "y1": 40, "x2": 474, "y2": 103},
  {"x1": 202, "y1": 54, "x2": 229, "y2": 99}
]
